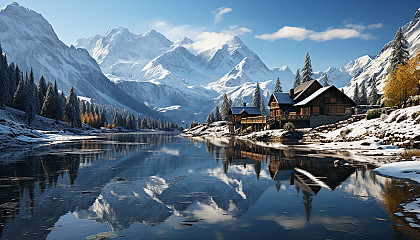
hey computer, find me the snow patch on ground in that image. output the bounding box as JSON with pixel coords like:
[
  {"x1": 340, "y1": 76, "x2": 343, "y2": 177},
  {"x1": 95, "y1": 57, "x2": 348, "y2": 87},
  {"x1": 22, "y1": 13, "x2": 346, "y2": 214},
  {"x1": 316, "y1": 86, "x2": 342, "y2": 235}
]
[
  {"x1": 0, "y1": 107, "x2": 95, "y2": 150},
  {"x1": 374, "y1": 161, "x2": 420, "y2": 184}
]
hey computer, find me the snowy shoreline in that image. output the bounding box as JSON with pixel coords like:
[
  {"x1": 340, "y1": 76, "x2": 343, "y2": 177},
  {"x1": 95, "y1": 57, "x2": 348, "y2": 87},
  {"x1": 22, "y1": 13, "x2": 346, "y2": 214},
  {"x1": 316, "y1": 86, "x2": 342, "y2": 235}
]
[{"x1": 181, "y1": 106, "x2": 420, "y2": 184}]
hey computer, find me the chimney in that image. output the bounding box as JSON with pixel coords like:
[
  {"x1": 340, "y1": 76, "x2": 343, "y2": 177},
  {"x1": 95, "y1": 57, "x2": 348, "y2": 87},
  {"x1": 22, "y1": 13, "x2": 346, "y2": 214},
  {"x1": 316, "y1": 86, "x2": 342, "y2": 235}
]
[
  {"x1": 243, "y1": 103, "x2": 247, "y2": 107},
  {"x1": 289, "y1": 88, "x2": 294, "y2": 98}
]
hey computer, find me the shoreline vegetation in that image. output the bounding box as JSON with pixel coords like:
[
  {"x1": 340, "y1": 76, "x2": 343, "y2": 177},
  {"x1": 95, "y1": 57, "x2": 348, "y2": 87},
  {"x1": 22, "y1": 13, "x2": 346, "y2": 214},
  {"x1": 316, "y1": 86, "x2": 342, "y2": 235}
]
[{"x1": 0, "y1": 106, "x2": 179, "y2": 151}]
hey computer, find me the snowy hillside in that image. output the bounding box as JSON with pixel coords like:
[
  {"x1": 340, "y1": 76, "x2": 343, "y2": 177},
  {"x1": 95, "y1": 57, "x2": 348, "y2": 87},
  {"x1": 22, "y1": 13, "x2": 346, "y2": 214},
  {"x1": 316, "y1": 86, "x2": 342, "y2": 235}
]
[
  {"x1": 313, "y1": 55, "x2": 372, "y2": 88},
  {"x1": 75, "y1": 29, "x2": 294, "y2": 124},
  {"x1": 0, "y1": 3, "x2": 161, "y2": 119},
  {"x1": 344, "y1": 8, "x2": 420, "y2": 97}
]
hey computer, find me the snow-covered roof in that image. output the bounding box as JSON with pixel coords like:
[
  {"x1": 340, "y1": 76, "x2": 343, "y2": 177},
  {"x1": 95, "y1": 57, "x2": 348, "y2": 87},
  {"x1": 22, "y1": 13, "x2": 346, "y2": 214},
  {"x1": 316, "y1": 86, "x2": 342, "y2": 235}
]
[
  {"x1": 230, "y1": 106, "x2": 261, "y2": 115},
  {"x1": 272, "y1": 93, "x2": 295, "y2": 105},
  {"x1": 294, "y1": 86, "x2": 333, "y2": 106}
]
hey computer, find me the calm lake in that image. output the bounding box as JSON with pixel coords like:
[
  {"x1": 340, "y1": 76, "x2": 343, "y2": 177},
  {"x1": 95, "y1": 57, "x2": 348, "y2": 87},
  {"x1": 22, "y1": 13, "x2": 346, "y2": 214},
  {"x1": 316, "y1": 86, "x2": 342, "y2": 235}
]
[{"x1": 0, "y1": 133, "x2": 419, "y2": 240}]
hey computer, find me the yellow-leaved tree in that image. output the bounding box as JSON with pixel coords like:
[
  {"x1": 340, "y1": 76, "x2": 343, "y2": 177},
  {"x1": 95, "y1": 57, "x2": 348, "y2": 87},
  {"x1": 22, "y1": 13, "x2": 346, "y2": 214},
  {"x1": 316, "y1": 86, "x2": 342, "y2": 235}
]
[{"x1": 383, "y1": 52, "x2": 420, "y2": 108}]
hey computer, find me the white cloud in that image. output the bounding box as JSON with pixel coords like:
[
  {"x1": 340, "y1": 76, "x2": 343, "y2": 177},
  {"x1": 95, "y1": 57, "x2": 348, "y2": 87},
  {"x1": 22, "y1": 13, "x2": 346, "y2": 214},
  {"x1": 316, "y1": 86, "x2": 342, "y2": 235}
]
[
  {"x1": 344, "y1": 22, "x2": 384, "y2": 31},
  {"x1": 310, "y1": 28, "x2": 371, "y2": 41},
  {"x1": 255, "y1": 22, "x2": 382, "y2": 42},
  {"x1": 189, "y1": 25, "x2": 252, "y2": 53},
  {"x1": 213, "y1": 6, "x2": 233, "y2": 23},
  {"x1": 367, "y1": 23, "x2": 384, "y2": 29},
  {"x1": 150, "y1": 20, "x2": 251, "y2": 53},
  {"x1": 255, "y1": 26, "x2": 313, "y2": 41}
]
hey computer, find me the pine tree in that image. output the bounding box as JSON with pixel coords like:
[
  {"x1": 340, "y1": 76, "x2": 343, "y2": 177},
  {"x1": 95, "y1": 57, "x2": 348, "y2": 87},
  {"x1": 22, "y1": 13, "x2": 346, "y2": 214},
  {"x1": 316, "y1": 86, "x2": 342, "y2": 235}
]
[
  {"x1": 293, "y1": 69, "x2": 301, "y2": 88},
  {"x1": 13, "y1": 77, "x2": 26, "y2": 111},
  {"x1": 13, "y1": 65, "x2": 20, "y2": 97},
  {"x1": 60, "y1": 92, "x2": 66, "y2": 119},
  {"x1": 0, "y1": 45, "x2": 10, "y2": 107},
  {"x1": 214, "y1": 106, "x2": 221, "y2": 121},
  {"x1": 37, "y1": 76, "x2": 47, "y2": 113},
  {"x1": 368, "y1": 74, "x2": 380, "y2": 105},
  {"x1": 125, "y1": 113, "x2": 136, "y2": 130},
  {"x1": 80, "y1": 101, "x2": 86, "y2": 114},
  {"x1": 53, "y1": 81, "x2": 63, "y2": 122},
  {"x1": 389, "y1": 28, "x2": 409, "y2": 73},
  {"x1": 273, "y1": 77, "x2": 283, "y2": 93},
  {"x1": 301, "y1": 53, "x2": 313, "y2": 83},
  {"x1": 205, "y1": 112, "x2": 214, "y2": 125},
  {"x1": 25, "y1": 69, "x2": 37, "y2": 126},
  {"x1": 64, "y1": 87, "x2": 81, "y2": 128},
  {"x1": 359, "y1": 81, "x2": 368, "y2": 105},
  {"x1": 6, "y1": 63, "x2": 17, "y2": 106},
  {"x1": 136, "y1": 114, "x2": 141, "y2": 129},
  {"x1": 100, "y1": 110, "x2": 107, "y2": 127},
  {"x1": 322, "y1": 73, "x2": 329, "y2": 87},
  {"x1": 353, "y1": 82, "x2": 360, "y2": 104},
  {"x1": 220, "y1": 93, "x2": 231, "y2": 121},
  {"x1": 260, "y1": 98, "x2": 267, "y2": 116},
  {"x1": 40, "y1": 83, "x2": 55, "y2": 118},
  {"x1": 141, "y1": 117, "x2": 149, "y2": 129},
  {"x1": 112, "y1": 112, "x2": 120, "y2": 127},
  {"x1": 383, "y1": 52, "x2": 420, "y2": 108},
  {"x1": 252, "y1": 82, "x2": 261, "y2": 108}
]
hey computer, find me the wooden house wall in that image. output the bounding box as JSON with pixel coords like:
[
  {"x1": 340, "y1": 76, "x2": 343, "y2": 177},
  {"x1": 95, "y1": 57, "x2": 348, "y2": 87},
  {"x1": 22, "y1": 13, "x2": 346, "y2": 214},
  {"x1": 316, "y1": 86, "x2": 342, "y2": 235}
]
[
  {"x1": 299, "y1": 88, "x2": 354, "y2": 116},
  {"x1": 269, "y1": 105, "x2": 295, "y2": 117}
]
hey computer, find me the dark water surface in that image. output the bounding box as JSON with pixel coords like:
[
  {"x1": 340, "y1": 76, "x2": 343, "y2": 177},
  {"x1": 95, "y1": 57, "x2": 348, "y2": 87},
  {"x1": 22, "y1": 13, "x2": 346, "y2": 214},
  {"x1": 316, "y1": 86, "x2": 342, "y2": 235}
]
[{"x1": 0, "y1": 133, "x2": 419, "y2": 240}]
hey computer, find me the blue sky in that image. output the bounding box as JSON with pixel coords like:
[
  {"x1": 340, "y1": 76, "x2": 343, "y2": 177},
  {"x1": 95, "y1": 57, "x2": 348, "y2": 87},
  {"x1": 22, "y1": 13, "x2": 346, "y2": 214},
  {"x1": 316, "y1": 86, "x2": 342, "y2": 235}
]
[{"x1": 10, "y1": 0, "x2": 420, "y2": 72}]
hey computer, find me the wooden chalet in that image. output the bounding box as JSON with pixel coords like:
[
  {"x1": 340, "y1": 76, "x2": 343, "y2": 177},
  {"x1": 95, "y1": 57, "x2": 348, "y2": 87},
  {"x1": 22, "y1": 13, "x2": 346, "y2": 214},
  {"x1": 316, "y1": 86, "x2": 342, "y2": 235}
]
[
  {"x1": 268, "y1": 80, "x2": 356, "y2": 128},
  {"x1": 228, "y1": 103, "x2": 262, "y2": 133},
  {"x1": 228, "y1": 80, "x2": 356, "y2": 133}
]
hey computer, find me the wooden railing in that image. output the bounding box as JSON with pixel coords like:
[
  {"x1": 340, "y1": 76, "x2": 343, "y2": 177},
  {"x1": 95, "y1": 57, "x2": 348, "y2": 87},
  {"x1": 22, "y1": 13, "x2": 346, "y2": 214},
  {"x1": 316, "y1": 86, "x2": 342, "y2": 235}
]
[
  {"x1": 271, "y1": 114, "x2": 310, "y2": 121},
  {"x1": 241, "y1": 116, "x2": 268, "y2": 124},
  {"x1": 241, "y1": 114, "x2": 309, "y2": 126}
]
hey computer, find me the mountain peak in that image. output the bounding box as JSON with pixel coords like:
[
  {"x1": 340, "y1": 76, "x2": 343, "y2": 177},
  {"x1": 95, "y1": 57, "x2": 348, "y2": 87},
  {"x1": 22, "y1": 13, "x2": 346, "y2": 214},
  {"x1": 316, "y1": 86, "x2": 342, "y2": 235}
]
[
  {"x1": 173, "y1": 36, "x2": 194, "y2": 47},
  {"x1": 105, "y1": 27, "x2": 131, "y2": 36},
  {"x1": 414, "y1": 7, "x2": 420, "y2": 19},
  {"x1": 142, "y1": 29, "x2": 162, "y2": 37},
  {"x1": 225, "y1": 36, "x2": 244, "y2": 46},
  {"x1": 1, "y1": 2, "x2": 21, "y2": 11},
  {"x1": 1, "y1": 2, "x2": 34, "y2": 16}
]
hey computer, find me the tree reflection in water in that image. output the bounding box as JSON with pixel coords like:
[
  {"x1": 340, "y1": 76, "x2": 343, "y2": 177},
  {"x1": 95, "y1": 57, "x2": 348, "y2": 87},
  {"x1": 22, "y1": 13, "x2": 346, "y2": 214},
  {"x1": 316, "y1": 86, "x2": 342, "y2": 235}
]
[{"x1": 0, "y1": 134, "x2": 418, "y2": 240}]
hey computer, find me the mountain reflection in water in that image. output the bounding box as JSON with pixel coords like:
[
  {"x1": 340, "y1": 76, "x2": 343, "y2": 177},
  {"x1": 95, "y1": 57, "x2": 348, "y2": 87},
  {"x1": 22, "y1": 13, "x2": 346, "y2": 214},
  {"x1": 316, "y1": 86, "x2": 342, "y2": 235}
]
[{"x1": 0, "y1": 133, "x2": 418, "y2": 240}]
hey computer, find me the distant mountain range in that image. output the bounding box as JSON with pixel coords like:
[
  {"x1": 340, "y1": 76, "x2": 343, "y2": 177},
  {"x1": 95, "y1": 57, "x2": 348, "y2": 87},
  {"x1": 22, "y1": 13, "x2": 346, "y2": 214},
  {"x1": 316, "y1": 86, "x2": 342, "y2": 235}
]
[
  {"x1": 74, "y1": 28, "x2": 296, "y2": 124},
  {"x1": 0, "y1": 3, "x2": 162, "y2": 119},
  {"x1": 2, "y1": 2, "x2": 419, "y2": 124}
]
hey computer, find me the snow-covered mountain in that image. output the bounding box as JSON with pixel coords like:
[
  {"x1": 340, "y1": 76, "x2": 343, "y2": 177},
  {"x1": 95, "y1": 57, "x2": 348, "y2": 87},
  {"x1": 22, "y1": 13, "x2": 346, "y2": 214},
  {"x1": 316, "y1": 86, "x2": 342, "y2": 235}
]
[
  {"x1": 343, "y1": 8, "x2": 420, "y2": 97},
  {"x1": 75, "y1": 29, "x2": 294, "y2": 124},
  {"x1": 0, "y1": 3, "x2": 161, "y2": 119},
  {"x1": 313, "y1": 55, "x2": 372, "y2": 88}
]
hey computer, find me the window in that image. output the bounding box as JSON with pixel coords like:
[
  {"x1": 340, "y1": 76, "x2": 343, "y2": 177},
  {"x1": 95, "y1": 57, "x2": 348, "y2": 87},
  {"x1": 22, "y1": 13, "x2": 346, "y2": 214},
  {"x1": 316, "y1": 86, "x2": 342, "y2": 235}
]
[{"x1": 330, "y1": 97, "x2": 337, "y2": 103}]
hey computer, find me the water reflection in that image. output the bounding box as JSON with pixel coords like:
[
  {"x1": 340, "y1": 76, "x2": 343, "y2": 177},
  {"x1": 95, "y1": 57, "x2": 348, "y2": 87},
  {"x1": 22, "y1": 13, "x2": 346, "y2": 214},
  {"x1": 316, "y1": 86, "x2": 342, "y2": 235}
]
[{"x1": 0, "y1": 134, "x2": 418, "y2": 240}]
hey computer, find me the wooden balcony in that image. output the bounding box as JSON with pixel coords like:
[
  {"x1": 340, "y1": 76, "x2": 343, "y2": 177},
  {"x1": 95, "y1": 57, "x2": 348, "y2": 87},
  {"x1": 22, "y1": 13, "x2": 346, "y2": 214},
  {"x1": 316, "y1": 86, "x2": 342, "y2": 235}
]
[
  {"x1": 271, "y1": 114, "x2": 310, "y2": 121},
  {"x1": 241, "y1": 116, "x2": 268, "y2": 124}
]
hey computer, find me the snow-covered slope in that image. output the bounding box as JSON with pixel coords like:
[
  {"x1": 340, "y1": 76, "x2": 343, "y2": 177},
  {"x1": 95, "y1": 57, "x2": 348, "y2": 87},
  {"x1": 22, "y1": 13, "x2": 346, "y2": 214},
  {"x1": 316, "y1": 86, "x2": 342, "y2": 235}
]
[
  {"x1": 313, "y1": 55, "x2": 372, "y2": 88},
  {"x1": 0, "y1": 3, "x2": 160, "y2": 119},
  {"x1": 75, "y1": 30, "x2": 294, "y2": 124},
  {"x1": 344, "y1": 8, "x2": 420, "y2": 97}
]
